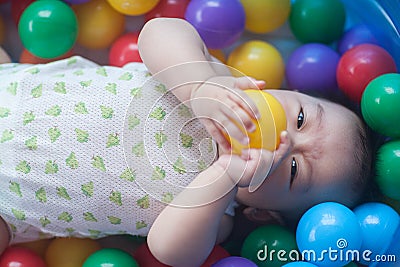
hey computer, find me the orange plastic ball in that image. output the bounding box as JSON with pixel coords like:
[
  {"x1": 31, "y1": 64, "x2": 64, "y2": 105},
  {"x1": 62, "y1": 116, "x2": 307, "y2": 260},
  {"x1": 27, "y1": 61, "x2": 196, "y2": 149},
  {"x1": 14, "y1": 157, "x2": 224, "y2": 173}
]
[
  {"x1": 208, "y1": 49, "x2": 226, "y2": 63},
  {"x1": 227, "y1": 40, "x2": 285, "y2": 89},
  {"x1": 106, "y1": 0, "x2": 160, "y2": 16},
  {"x1": 20, "y1": 49, "x2": 73, "y2": 64},
  {"x1": 226, "y1": 90, "x2": 287, "y2": 155},
  {"x1": 45, "y1": 238, "x2": 101, "y2": 267},
  {"x1": 73, "y1": 0, "x2": 125, "y2": 49}
]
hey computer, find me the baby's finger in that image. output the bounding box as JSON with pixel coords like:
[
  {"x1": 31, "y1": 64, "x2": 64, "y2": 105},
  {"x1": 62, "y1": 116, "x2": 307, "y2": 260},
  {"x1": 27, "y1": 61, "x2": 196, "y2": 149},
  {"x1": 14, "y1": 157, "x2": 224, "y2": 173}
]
[
  {"x1": 221, "y1": 98, "x2": 256, "y2": 133},
  {"x1": 247, "y1": 149, "x2": 274, "y2": 192},
  {"x1": 215, "y1": 112, "x2": 249, "y2": 146},
  {"x1": 200, "y1": 118, "x2": 231, "y2": 151},
  {"x1": 228, "y1": 90, "x2": 260, "y2": 120},
  {"x1": 234, "y1": 76, "x2": 266, "y2": 90}
]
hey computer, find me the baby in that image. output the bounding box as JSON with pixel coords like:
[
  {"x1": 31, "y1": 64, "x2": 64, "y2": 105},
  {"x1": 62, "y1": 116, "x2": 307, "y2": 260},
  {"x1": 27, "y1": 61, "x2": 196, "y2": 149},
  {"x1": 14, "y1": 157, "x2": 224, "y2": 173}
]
[{"x1": 0, "y1": 18, "x2": 373, "y2": 266}]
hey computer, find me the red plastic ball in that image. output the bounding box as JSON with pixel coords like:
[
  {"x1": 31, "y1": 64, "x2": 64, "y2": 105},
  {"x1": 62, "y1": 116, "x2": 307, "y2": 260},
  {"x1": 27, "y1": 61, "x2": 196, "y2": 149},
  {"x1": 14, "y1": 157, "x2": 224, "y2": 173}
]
[
  {"x1": 200, "y1": 245, "x2": 230, "y2": 267},
  {"x1": 336, "y1": 44, "x2": 397, "y2": 102},
  {"x1": 109, "y1": 32, "x2": 142, "y2": 67},
  {"x1": 145, "y1": 0, "x2": 190, "y2": 21},
  {"x1": 0, "y1": 246, "x2": 46, "y2": 267},
  {"x1": 132, "y1": 243, "x2": 170, "y2": 267},
  {"x1": 11, "y1": 0, "x2": 35, "y2": 25}
]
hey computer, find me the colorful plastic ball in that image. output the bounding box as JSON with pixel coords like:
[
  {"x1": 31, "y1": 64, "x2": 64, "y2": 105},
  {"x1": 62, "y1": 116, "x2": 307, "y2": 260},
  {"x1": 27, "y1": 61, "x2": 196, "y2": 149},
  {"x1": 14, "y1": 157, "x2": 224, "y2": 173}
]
[
  {"x1": 107, "y1": 0, "x2": 160, "y2": 16},
  {"x1": 282, "y1": 262, "x2": 318, "y2": 267},
  {"x1": 337, "y1": 24, "x2": 379, "y2": 55},
  {"x1": 375, "y1": 140, "x2": 400, "y2": 201},
  {"x1": 227, "y1": 40, "x2": 284, "y2": 88},
  {"x1": 64, "y1": 0, "x2": 91, "y2": 4},
  {"x1": 16, "y1": 239, "x2": 52, "y2": 258},
  {"x1": 109, "y1": 32, "x2": 142, "y2": 67},
  {"x1": 184, "y1": 0, "x2": 245, "y2": 49},
  {"x1": 375, "y1": 225, "x2": 400, "y2": 267},
  {"x1": 0, "y1": 246, "x2": 46, "y2": 267},
  {"x1": 361, "y1": 73, "x2": 400, "y2": 138},
  {"x1": 82, "y1": 248, "x2": 139, "y2": 267},
  {"x1": 201, "y1": 245, "x2": 230, "y2": 267},
  {"x1": 226, "y1": 90, "x2": 287, "y2": 155},
  {"x1": 11, "y1": 0, "x2": 35, "y2": 25},
  {"x1": 353, "y1": 202, "x2": 400, "y2": 265},
  {"x1": 337, "y1": 44, "x2": 397, "y2": 103},
  {"x1": 145, "y1": 0, "x2": 190, "y2": 21},
  {"x1": 0, "y1": 15, "x2": 5, "y2": 44},
  {"x1": 241, "y1": 0, "x2": 291, "y2": 34},
  {"x1": 286, "y1": 43, "x2": 340, "y2": 92},
  {"x1": 20, "y1": 49, "x2": 73, "y2": 64},
  {"x1": 296, "y1": 202, "x2": 362, "y2": 267},
  {"x1": 213, "y1": 256, "x2": 257, "y2": 267},
  {"x1": 45, "y1": 238, "x2": 101, "y2": 267},
  {"x1": 289, "y1": 0, "x2": 345, "y2": 44},
  {"x1": 18, "y1": 0, "x2": 78, "y2": 59},
  {"x1": 132, "y1": 243, "x2": 170, "y2": 267},
  {"x1": 208, "y1": 49, "x2": 226, "y2": 63},
  {"x1": 241, "y1": 224, "x2": 298, "y2": 267},
  {"x1": 73, "y1": 0, "x2": 125, "y2": 49}
]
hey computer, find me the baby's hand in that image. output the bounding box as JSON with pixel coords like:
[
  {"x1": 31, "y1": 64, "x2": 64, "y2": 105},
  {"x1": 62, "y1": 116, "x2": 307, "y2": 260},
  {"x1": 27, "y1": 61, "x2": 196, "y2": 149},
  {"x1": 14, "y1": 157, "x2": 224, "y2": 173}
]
[{"x1": 190, "y1": 76, "x2": 266, "y2": 151}]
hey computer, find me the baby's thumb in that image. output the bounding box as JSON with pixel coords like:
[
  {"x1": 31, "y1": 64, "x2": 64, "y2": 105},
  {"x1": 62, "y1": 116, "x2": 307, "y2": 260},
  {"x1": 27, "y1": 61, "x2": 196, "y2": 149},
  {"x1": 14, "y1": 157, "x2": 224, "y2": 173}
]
[{"x1": 235, "y1": 77, "x2": 266, "y2": 90}]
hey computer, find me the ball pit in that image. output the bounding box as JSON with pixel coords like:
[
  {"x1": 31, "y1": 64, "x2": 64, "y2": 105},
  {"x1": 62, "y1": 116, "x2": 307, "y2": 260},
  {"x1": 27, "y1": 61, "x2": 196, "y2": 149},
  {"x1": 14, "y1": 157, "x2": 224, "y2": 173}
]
[{"x1": 0, "y1": 0, "x2": 399, "y2": 266}]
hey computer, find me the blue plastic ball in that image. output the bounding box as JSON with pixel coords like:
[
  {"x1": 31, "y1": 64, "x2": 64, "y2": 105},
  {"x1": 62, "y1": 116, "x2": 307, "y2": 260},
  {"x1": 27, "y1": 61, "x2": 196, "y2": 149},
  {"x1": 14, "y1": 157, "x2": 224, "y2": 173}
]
[
  {"x1": 212, "y1": 256, "x2": 258, "y2": 267},
  {"x1": 375, "y1": 225, "x2": 400, "y2": 267},
  {"x1": 337, "y1": 24, "x2": 379, "y2": 54},
  {"x1": 296, "y1": 202, "x2": 362, "y2": 267},
  {"x1": 184, "y1": 0, "x2": 245, "y2": 49},
  {"x1": 353, "y1": 202, "x2": 400, "y2": 265},
  {"x1": 282, "y1": 262, "x2": 319, "y2": 267}
]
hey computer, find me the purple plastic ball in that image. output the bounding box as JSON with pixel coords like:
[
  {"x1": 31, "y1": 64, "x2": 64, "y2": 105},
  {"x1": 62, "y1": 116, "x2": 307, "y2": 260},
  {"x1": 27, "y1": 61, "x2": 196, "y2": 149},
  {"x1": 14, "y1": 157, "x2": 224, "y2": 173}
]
[
  {"x1": 184, "y1": 0, "x2": 245, "y2": 49},
  {"x1": 338, "y1": 24, "x2": 379, "y2": 54},
  {"x1": 286, "y1": 43, "x2": 340, "y2": 92},
  {"x1": 63, "y1": 0, "x2": 91, "y2": 4},
  {"x1": 212, "y1": 256, "x2": 258, "y2": 267}
]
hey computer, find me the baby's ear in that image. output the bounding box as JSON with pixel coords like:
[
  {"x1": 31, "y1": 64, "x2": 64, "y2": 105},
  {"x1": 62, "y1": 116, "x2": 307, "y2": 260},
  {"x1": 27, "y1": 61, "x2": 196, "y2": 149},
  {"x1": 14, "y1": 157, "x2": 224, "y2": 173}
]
[{"x1": 242, "y1": 207, "x2": 286, "y2": 226}]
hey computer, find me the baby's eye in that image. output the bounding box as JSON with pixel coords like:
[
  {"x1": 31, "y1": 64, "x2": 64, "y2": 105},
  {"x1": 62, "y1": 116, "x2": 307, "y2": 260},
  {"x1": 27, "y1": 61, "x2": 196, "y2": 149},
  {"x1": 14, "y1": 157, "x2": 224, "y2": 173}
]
[
  {"x1": 297, "y1": 108, "x2": 304, "y2": 129},
  {"x1": 290, "y1": 157, "x2": 297, "y2": 187}
]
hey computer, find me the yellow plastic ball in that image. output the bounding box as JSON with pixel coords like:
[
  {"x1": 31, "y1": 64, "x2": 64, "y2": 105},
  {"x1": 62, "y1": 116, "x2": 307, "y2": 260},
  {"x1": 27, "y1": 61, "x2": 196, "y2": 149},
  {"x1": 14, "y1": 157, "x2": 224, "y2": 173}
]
[
  {"x1": 241, "y1": 0, "x2": 291, "y2": 34},
  {"x1": 226, "y1": 90, "x2": 287, "y2": 155},
  {"x1": 208, "y1": 49, "x2": 226, "y2": 63},
  {"x1": 73, "y1": 0, "x2": 125, "y2": 49},
  {"x1": 227, "y1": 40, "x2": 285, "y2": 89},
  {"x1": 107, "y1": 0, "x2": 160, "y2": 16},
  {"x1": 45, "y1": 237, "x2": 101, "y2": 267}
]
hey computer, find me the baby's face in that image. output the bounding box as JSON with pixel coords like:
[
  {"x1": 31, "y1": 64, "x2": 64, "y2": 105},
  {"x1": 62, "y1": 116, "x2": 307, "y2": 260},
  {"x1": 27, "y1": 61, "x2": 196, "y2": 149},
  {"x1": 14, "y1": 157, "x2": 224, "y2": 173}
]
[{"x1": 236, "y1": 90, "x2": 361, "y2": 218}]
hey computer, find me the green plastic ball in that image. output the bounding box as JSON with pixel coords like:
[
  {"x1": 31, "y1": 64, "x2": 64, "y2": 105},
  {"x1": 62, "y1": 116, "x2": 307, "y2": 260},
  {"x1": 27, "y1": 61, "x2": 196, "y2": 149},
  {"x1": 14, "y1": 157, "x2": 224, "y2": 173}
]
[
  {"x1": 289, "y1": 0, "x2": 346, "y2": 44},
  {"x1": 241, "y1": 225, "x2": 298, "y2": 267},
  {"x1": 361, "y1": 73, "x2": 400, "y2": 138},
  {"x1": 18, "y1": 0, "x2": 78, "y2": 59},
  {"x1": 375, "y1": 140, "x2": 400, "y2": 200},
  {"x1": 82, "y1": 248, "x2": 139, "y2": 267}
]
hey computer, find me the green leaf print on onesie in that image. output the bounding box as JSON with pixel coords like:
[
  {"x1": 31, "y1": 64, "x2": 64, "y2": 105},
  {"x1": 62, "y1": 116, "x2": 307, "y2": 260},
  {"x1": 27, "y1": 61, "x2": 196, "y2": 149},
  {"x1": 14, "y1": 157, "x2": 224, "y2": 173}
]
[
  {"x1": 23, "y1": 111, "x2": 35, "y2": 125},
  {"x1": 74, "y1": 102, "x2": 88, "y2": 114},
  {"x1": 149, "y1": 106, "x2": 166, "y2": 120},
  {"x1": 119, "y1": 72, "x2": 133, "y2": 81},
  {"x1": 12, "y1": 209, "x2": 25, "y2": 221},
  {"x1": 57, "y1": 187, "x2": 71, "y2": 200},
  {"x1": 106, "y1": 133, "x2": 120, "y2": 148},
  {"x1": 132, "y1": 142, "x2": 144, "y2": 157},
  {"x1": 151, "y1": 166, "x2": 166, "y2": 180},
  {"x1": 45, "y1": 160, "x2": 59, "y2": 174},
  {"x1": 25, "y1": 67, "x2": 40, "y2": 74},
  {"x1": 119, "y1": 168, "x2": 135, "y2": 182},
  {"x1": 92, "y1": 155, "x2": 106, "y2": 172},
  {"x1": 39, "y1": 216, "x2": 51, "y2": 227},
  {"x1": 67, "y1": 57, "x2": 77, "y2": 65},
  {"x1": 0, "y1": 107, "x2": 10, "y2": 118},
  {"x1": 154, "y1": 84, "x2": 167, "y2": 93},
  {"x1": 155, "y1": 131, "x2": 167, "y2": 148},
  {"x1": 35, "y1": 187, "x2": 47, "y2": 203},
  {"x1": 136, "y1": 220, "x2": 147, "y2": 230},
  {"x1": 9, "y1": 182, "x2": 22, "y2": 197},
  {"x1": 66, "y1": 152, "x2": 79, "y2": 169},
  {"x1": 180, "y1": 133, "x2": 193, "y2": 148},
  {"x1": 7, "y1": 82, "x2": 18, "y2": 96},
  {"x1": 54, "y1": 82, "x2": 66, "y2": 94},
  {"x1": 178, "y1": 105, "x2": 192, "y2": 118},
  {"x1": 58, "y1": 212, "x2": 73, "y2": 222},
  {"x1": 1, "y1": 129, "x2": 14, "y2": 143},
  {"x1": 108, "y1": 216, "x2": 121, "y2": 225},
  {"x1": 83, "y1": 212, "x2": 97, "y2": 222},
  {"x1": 105, "y1": 83, "x2": 117, "y2": 95},
  {"x1": 137, "y1": 195, "x2": 150, "y2": 209},
  {"x1": 130, "y1": 87, "x2": 142, "y2": 98},
  {"x1": 109, "y1": 191, "x2": 122, "y2": 206},
  {"x1": 75, "y1": 128, "x2": 89, "y2": 143},
  {"x1": 162, "y1": 192, "x2": 174, "y2": 203},
  {"x1": 15, "y1": 160, "x2": 31, "y2": 174},
  {"x1": 31, "y1": 84, "x2": 42, "y2": 98},
  {"x1": 48, "y1": 127, "x2": 61, "y2": 143},
  {"x1": 74, "y1": 70, "x2": 84, "y2": 76},
  {"x1": 96, "y1": 67, "x2": 108, "y2": 77},
  {"x1": 81, "y1": 181, "x2": 94, "y2": 197},
  {"x1": 100, "y1": 105, "x2": 113, "y2": 119},
  {"x1": 173, "y1": 157, "x2": 186, "y2": 174},
  {"x1": 45, "y1": 105, "x2": 62, "y2": 117},
  {"x1": 128, "y1": 115, "x2": 140, "y2": 130},
  {"x1": 25, "y1": 136, "x2": 38, "y2": 150},
  {"x1": 80, "y1": 80, "x2": 92, "y2": 88}
]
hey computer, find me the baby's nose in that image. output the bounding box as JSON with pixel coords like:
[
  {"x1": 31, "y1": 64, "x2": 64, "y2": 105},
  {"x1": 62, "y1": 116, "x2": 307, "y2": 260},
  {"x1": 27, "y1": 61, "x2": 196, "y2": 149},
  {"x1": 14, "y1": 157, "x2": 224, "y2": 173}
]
[{"x1": 271, "y1": 131, "x2": 293, "y2": 170}]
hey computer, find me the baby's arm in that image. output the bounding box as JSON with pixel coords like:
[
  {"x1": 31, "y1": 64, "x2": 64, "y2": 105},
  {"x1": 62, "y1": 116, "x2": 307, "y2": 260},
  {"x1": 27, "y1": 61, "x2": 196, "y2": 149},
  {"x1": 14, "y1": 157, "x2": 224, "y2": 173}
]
[{"x1": 0, "y1": 46, "x2": 11, "y2": 64}]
